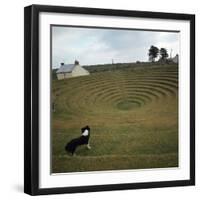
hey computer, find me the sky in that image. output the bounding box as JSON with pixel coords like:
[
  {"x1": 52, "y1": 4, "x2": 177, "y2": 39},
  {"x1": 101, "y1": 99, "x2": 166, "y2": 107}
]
[{"x1": 52, "y1": 26, "x2": 179, "y2": 68}]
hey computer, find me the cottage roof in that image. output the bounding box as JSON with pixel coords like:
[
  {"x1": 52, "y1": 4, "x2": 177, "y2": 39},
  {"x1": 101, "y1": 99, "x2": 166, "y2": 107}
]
[{"x1": 56, "y1": 64, "x2": 75, "y2": 73}]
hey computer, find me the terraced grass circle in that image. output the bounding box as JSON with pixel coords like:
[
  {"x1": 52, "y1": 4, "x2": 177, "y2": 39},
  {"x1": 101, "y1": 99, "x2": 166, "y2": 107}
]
[{"x1": 52, "y1": 66, "x2": 178, "y2": 116}]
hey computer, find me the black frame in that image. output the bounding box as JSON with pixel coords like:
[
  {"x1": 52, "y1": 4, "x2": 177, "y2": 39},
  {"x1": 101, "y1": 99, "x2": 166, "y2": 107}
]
[{"x1": 24, "y1": 4, "x2": 195, "y2": 195}]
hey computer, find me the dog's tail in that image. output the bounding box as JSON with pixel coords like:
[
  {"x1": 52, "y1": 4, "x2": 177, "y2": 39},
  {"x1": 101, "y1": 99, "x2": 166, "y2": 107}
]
[
  {"x1": 65, "y1": 141, "x2": 75, "y2": 155},
  {"x1": 65, "y1": 143, "x2": 70, "y2": 152}
]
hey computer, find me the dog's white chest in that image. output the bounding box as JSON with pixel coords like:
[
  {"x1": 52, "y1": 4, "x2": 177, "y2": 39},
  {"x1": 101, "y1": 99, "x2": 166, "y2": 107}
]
[{"x1": 82, "y1": 129, "x2": 89, "y2": 136}]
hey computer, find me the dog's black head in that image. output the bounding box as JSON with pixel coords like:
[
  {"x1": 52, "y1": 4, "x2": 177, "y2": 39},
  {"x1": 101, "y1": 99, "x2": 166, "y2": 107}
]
[{"x1": 81, "y1": 125, "x2": 90, "y2": 132}]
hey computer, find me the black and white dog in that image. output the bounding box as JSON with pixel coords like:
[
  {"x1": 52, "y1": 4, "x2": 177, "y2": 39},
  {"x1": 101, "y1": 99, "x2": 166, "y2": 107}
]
[{"x1": 65, "y1": 126, "x2": 91, "y2": 156}]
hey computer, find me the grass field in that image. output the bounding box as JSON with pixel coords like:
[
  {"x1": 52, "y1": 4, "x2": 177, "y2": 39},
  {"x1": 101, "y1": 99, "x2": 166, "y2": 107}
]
[{"x1": 52, "y1": 64, "x2": 178, "y2": 173}]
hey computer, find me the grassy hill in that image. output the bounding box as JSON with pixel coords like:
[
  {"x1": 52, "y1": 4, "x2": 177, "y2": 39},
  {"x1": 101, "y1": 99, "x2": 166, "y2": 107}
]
[{"x1": 52, "y1": 64, "x2": 178, "y2": 173}]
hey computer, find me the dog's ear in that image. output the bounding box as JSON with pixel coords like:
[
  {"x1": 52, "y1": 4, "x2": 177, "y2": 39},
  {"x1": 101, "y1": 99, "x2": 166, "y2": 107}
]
[
  {"x1": 86, "y1": 125, "x2": 90, "y2": 131},
  {"x1": 81, "y1": 125, "x2": 90, "y2": 132}
]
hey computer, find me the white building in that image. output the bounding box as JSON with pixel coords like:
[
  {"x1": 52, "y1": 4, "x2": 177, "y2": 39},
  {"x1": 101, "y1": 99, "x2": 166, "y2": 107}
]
[{"x1": 56, "y1": 61, "x2": 90, "y2": 80}]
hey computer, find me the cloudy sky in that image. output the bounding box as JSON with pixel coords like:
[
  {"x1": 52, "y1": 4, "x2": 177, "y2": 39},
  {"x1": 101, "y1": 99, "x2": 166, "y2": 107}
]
[{"x1": 52, "y1": 26, "x2": 179, "y2": 68}]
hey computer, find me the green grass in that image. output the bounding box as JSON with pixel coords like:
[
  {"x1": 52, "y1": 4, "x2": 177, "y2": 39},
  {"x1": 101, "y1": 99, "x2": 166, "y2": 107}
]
[
  {"x1": 52, "y1": 64, "x2": 178, "y2": 173},
  {"x1": 117, "y1": 100, "x2": 141, "y2": 110}
]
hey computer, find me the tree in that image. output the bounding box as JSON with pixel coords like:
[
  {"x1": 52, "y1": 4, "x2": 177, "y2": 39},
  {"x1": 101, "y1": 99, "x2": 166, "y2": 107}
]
[
  {"x1": 159, "y1": 48, "x2": 168, "y2": 61},
  {"x1": 148, "y1": 45, "x2": 159, "y2": 62}
]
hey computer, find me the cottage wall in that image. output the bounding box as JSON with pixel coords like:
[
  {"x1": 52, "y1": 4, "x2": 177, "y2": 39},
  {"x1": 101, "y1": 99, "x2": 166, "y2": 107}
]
[
  {"x1": 72, "y1": 65, "x2": 90, "y2": 77},
  {"x1": 57, "y1": 73, "x2": 72, "y2": 80}
]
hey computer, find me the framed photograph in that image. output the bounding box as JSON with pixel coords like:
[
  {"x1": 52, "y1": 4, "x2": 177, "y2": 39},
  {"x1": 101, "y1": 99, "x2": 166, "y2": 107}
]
[{"x1": 24, "y1": 4, "x2": 195, "y2": 195}]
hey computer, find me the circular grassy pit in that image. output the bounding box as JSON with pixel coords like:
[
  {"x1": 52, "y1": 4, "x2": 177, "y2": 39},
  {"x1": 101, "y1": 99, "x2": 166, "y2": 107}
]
[{"x1": 116, "y1": 100, "x2": 141, "y2": 110}]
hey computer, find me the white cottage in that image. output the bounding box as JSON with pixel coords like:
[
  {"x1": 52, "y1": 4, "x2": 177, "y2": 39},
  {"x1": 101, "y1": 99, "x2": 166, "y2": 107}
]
[{"x1": 56, "y1": 60, "x2": 90, "y2": 80}]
